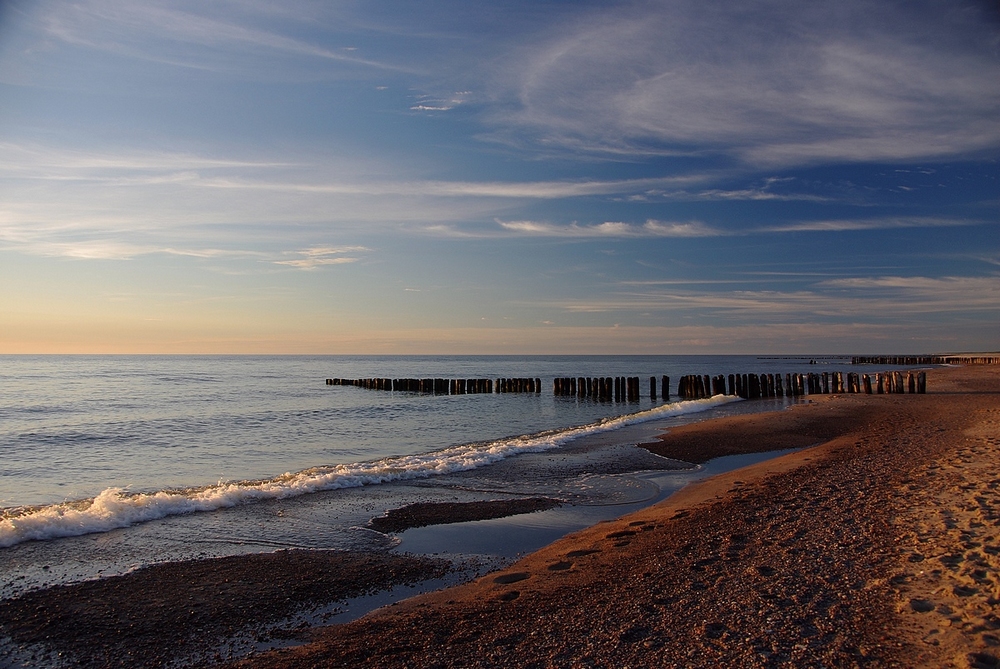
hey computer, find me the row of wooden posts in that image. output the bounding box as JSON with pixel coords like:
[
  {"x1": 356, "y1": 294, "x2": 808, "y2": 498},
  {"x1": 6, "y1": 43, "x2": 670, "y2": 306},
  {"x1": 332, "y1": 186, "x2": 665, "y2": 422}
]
[
  {"x1": 677, "y1": 370, "x2": 927, "y2": 399},
  {"x1": 324, "y1": 377, "x2": 541, "y2": 394},
  {"x1": 853, "y1": 355, "x2": 999, "y2": 365},
  {"x1": 553, "y1": 376, "x2": 648, "y2": 401},
  {"x1": 327, "y1": 370, "x2": 927, "y2": 399}
]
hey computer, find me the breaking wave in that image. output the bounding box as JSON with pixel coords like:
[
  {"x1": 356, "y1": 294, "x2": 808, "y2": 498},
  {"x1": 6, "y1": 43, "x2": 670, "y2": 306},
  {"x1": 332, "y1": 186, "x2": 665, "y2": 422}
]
[{"x1": 1, "y1": 395, "x2": 739, "y2": 548}]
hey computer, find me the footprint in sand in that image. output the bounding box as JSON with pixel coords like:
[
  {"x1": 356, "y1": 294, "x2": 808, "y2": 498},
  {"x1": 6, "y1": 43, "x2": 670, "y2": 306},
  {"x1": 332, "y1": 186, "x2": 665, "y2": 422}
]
[
  {"x1": 493, "y1": 572, "x2": 530, "y2": 585},
  {"x1": 547, "y1": 561, "x2": 573, "y2": 571},
  {"x1": 496, "y1": 590, "x2": 520, "y2": 601},
  {"x1": 953, "y1": 585, "x2": 979, "y2": 597},
  {"x1": 967, "y1": 651, "x2": 1000, "y2": 668},
  {"x1": 566, "y1": 549, "x2": 601, "y2": 558},
  {"x1": 702, "y1": 622, "x2": 727, "y2": 638}
]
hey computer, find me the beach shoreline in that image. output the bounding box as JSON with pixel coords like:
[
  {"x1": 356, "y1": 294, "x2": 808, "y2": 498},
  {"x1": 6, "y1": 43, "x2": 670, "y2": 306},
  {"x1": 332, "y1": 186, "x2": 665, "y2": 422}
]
[
  {"x1": 1, "y1": 365, "x2": 997, "y2": 667},
  {"x1": 232, "y1": 364, "x2": 1000, "y2": 668}
]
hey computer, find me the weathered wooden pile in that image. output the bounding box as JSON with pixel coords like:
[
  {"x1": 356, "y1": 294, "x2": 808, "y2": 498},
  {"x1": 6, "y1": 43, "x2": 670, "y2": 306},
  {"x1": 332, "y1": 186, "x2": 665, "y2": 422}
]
[{"x1": 327, "y1": 370, "x2": 928, "y2": 399}]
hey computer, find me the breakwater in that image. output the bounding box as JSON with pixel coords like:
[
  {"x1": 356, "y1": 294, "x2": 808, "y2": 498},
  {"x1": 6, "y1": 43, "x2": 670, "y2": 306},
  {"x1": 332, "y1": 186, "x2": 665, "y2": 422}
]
[
  {"x1": 325, "y1": 377, "x2": 539, "y2": 394},
  {"x1": 852, "y1": 355, "x2": 999, "y2": 365},
  {"x1": 675, "y1": 371, "x2": 926, "y2": 398},
  {"x1": 327, "y1": 370, "x2": 928, "y2": 399}
]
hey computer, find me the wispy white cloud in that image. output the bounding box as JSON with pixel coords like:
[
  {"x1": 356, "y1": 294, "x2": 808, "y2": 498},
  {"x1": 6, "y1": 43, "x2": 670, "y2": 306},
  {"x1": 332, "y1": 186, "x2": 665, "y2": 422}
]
[
  {"x1": 0, "y1": 142, "x2": 293, "y2": 174},
  {"x1": 492, "y1": 215, "x2": 982, "y2": 239},
  {"x1": 410, "y1": 91, "x2": 472, "y2": 112},
  {"x1": 0, "y1": 138, "x2": 989, "y2": 263},
  {"x1": 34, "y1": 0, "x2": 415, "y2": 76},
  {"x1": 687, "y1": 188, "x2": 829, "y2": 203},
  {"x1": 821, "y1": 275, "x2": 1000, "y2": 293},
  {"x1": 548, "y1": 274, "x2": 1000, "y2": 319},
  {"x1": 496, "y1": 218, "x2": 722, "y2": 238},
  {"x1": 197, "y1": 175, "x2": 711, "y2": 199},
  {"x1": 758, "y1": 217, "x2": 985, "y2": 233},
  {"x1": 273, "y1": 246, "x2": 369, "y2": 269},
  {"x1": 0, "y1": 143, "x2": 710, "y2": 198},
  {"x1": 643, "y1": 220, "x2": 722, "y2": 237},
  {"x1": 488, "y1": 0, "x2": 1000, "y2": 165}
]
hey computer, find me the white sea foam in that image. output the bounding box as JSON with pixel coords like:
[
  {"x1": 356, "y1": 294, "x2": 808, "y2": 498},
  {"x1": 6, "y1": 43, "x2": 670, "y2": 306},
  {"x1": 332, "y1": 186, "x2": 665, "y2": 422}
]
[{"x1": 0, "y1": 395, "x2": 739, "y2": 548}]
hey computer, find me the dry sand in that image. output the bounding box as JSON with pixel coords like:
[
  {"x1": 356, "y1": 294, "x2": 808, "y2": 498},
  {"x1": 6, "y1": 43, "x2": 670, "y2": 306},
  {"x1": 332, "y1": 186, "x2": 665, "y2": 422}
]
[{"x1": 1, "y1": 365, "x2": 997, "y2": 668}]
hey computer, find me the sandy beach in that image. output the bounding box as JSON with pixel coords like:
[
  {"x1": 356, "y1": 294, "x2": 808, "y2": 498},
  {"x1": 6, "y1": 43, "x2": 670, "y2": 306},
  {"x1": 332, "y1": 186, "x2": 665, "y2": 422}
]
[{"x1": 2, "y1": 364, "x2": 998, "y2": 668}]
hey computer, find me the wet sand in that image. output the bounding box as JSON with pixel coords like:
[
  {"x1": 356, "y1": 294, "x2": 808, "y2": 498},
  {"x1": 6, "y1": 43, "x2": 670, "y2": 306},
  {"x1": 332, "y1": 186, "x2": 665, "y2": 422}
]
[
  {"x1": 2, "y1": 365, "x2": 998, "y2": 668},
  {"x1": 0, "y1": 551, "x2": 451, "y2": 667}
]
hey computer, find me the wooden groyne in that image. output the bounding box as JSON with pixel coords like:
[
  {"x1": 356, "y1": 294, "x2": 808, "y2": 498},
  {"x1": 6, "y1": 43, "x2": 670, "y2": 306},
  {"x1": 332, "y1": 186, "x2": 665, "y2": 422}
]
[
  {"x1": 324, "y1": 377, "x2": 540, "y2": 394},
  {"x1": 852, "y1": 355, "x2": 999, "y2": 365},
  {"x1": 327, "y1": 370, "x2": 927, "y2": 400},
  {"x1": 675, "y1": 370, "x2": 926, "y2": 399}
]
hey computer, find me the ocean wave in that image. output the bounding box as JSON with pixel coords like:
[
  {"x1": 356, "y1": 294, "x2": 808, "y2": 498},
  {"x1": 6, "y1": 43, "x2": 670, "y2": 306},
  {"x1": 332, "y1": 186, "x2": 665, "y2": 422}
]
[{"x1": 0, "y1": 395, "x2": 739, "y2": 548}]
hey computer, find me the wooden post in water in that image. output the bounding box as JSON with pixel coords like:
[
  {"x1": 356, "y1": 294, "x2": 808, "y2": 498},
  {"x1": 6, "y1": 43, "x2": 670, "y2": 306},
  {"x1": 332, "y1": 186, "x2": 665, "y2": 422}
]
[{"x1": 650, "y1": 376, "x2": 657, "y2": 400}]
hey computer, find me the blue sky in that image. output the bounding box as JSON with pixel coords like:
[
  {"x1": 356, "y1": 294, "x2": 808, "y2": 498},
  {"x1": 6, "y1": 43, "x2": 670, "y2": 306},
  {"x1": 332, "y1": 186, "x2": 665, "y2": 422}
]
[{"x1": 1, "y1": 0, "x2": 998, "y2": 354}]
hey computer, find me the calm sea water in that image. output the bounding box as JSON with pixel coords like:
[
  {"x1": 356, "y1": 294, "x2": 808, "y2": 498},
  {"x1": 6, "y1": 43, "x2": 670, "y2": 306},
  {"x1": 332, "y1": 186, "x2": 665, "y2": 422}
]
[
  {"x1": 1, "y1": 355, "x2": 853, "y2": 508},
  {"x1": 0, "y1": 354, "x2": 925, "y2": 600}
]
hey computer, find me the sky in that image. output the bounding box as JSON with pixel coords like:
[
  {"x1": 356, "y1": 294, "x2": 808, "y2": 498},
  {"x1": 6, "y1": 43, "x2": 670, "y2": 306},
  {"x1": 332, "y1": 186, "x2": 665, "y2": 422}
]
[{"x1": 0, "y1": 0, "x2": 998, "y2": 354}]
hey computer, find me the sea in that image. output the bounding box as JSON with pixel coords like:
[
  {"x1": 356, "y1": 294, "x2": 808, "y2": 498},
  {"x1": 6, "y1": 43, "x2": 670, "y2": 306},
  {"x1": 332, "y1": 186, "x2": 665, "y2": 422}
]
[{"x1": 0, "y1": 354, "x2": 926, "y2": 603}]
